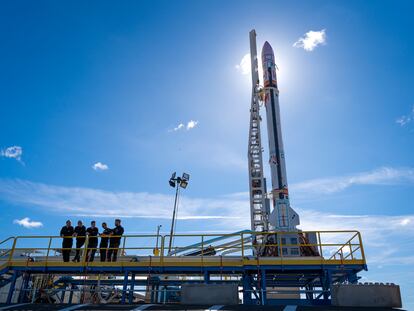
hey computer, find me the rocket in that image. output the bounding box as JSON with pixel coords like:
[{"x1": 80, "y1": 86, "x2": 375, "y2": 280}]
[{"x1": 261, "y1": 41, "x2": 300, "y2": 231}]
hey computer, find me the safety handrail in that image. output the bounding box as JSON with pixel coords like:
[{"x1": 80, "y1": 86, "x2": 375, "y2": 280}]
[
  {"x1": 0, "y1": 236, "x2": 15, "y2": 246},
  {"x1": 4, "y1": 230, "x2": 365, "y2": 265},
  {"x1": 328, "y1": 231, "x2": 362, "y2": 260},
  {"x1": 0, "y1": 237, "x2": 15, "y2": 262}
]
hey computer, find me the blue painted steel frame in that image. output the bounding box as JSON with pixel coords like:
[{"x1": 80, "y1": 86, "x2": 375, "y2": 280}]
[
  {"x1": 6, "y1": 271, "x2": 18, "y2": 304},
  {"x1": 3, "y1": 262, "x2": 366, "y2": 306}
]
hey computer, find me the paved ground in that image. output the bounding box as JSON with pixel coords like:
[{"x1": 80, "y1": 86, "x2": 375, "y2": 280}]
[{"x1": 0, "y1": 304, "x2": 406, "y2": 311}]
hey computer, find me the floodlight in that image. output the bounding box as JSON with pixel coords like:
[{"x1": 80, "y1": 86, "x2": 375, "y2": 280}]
[
  {"x1": 168, "y1": 170, "x2": 190, "y2": 253},
  {"x1": 169, "y1": 172, "x2": 177, "y2": 187},
  {"x1": 180, "y1": 179, "x2": 188, "y2": 189}
]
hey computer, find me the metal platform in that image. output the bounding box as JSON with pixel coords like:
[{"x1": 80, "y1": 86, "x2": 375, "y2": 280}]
[{"x1": 0, "y1": 231, "x2": 367, "y2": 306}]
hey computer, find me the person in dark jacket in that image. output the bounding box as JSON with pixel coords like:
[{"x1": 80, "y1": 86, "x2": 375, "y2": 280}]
[
  {"x1": 99, "y1": 222, "x2": 112, "y2": 262},
  {"x1": 60, "y1": 220, "x2": 74, "y2": 262},
  {"x1": 86, "y1": 220, "x2": 99, "y2": 262},
  {"x1": 107, "y1": 219, "x2": 124, "y2": 262},
  {"x1": 73, "y1": 220, "x2": 86, "y2": 262}
]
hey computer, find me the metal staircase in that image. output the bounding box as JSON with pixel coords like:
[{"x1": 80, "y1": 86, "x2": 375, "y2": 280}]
[{"x1": 248, "y1": 30, "x2": 269, "y2": 238}]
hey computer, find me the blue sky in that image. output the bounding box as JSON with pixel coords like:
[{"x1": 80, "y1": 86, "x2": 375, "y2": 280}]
[{"x1": 0, "y1": 0, "x2": 413, "y2": 307}]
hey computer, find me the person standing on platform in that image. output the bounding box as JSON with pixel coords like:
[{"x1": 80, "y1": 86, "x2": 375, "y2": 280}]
[
  {"x1": 99, "y1": 222, "x2": 112, "y2": 262},
  {"x1": 86, "y1": 220, "x2": 99, "y2": 262},
  {"x1": 107, "y1": 219, "x2": 124, "y2": 262},
  {"x1": 60, "y1": 220, "x2": 74, "y2": 262},
  {"x1": 73, "y1": 220, "x2": 86, "y2": 262}
]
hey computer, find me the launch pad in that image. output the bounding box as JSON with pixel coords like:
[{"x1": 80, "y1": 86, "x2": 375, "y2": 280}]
[{"x1": 0, "y1": 231, "x2": 367, "y2": 306}]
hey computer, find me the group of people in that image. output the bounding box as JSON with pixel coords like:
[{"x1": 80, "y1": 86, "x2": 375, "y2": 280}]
[{"x1": 59, "y1": 219, "x2": 124, "y2": 263}]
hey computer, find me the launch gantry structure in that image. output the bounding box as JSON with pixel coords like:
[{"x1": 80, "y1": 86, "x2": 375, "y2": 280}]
[
  {"x1": 248, "y1": 30, "x2": 300, "y2": 250},
  {"x1": 248, "y1": 30, "x2": 269, "y2": 236}
]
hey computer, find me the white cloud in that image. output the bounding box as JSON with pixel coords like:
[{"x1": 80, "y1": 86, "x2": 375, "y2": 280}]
[
  {"x1": 13, "y1": 217, "x2": 43, "y2": 229},
  {"x1": 293, "y1": 29, "x2": 326, "y2": 51},
  {"x1": 298, "y1": 210, "x2": 414, "y2": 235},
  {"x1": 1, "y1": 146, "x2": 23, "y2": 163},
  {"x1": 1, "y1": 178, "x2": 413, "y2": 268},
  {"x1": 5, "y1": 166, "x2": 409, "y2": 220},
  {"x1": 235, "y1": 53, "x2": 251, "y2": 75},
  {"x1": 170, "y1": 120, "x2": 198, "y2": 132},
  {"x1": 186, "y1": 120, "x2": 198, "y2": 130},
  {"x1": 396, "y1": 105, "x2": 414, "y2": 126},
  {"x1": 234, "y1": 52, "x2": 264, "y2": 81},
  {"x1": 292, "y1": 167, "x2": 414, "y2": 195},
  {"x1": 0, "y1": 179, "x2": 247, "y2": 220},
  {"x1": 1, "y1": 176, "x2": 413, "y2": 231},
  {"x1": 172, "y1": 123, "x2": 184, "y2": 131},
  {"x1": 92, "y1": 162, "x2": 109, "y2": 171}
]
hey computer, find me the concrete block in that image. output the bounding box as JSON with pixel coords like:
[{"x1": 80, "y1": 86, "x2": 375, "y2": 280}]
[
  {"x1": 332, "y1": 283, "x2": 402, "y2": 308},
  {"x1": 181, "y1": 283, "x2": 238, "y2": 305},
  {"x1": 266, "y1": 287, "x2": 300, "y2": 299}
]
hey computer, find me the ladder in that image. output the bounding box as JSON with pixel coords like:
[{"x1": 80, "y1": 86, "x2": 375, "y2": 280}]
[{"x1": 248, "y1": 30, "x2": 268, "y2": 237}]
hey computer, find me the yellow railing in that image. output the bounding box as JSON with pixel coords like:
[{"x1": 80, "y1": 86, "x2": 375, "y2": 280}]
[{"x1": 0, "y1": 230, "x2": 366, "y2": 267}]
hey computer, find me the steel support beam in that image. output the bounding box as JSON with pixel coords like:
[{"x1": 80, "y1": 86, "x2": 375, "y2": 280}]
[
  {"x1": 204, "y1": 271, "x2": 210, "y2": 284},
  {"x1": 18, "y1": 272, "x2": 30, "y2": 303},
  {"x1": 6, "y1": 271, "x2": 18, "y2": 304},
  {"x1": 322, "y1": 270, "x2": 332, "y2": 302},
  {"x1": 242, "y1": 274, "x2": 253, "y2": 305},
  {"x1": 68, "y1": 285, "x2": 74, "y2": 304},
  {"x1": 121, "y1": 271, "x2": 129, "y2": 304},
  {"x1": 129, "y1": 273, "x2": 136, "y2": 304},
  {"x1": 60, "y1": 288, "x2": 66, "y2": 303},
  {"x1": 260, "y1": 270, "x2": 267, "y2": 305}
]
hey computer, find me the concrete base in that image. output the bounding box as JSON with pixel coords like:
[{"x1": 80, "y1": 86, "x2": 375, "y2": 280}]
[
  {"x1": 332, "y1": 283, "x2": 402, "y2": 308},
  {"x1": 266, "y1": 287, "x2": 300, "y2": 299},
  {"x1": 181, "y1": 284, "x2": 238, "y2": 305}
]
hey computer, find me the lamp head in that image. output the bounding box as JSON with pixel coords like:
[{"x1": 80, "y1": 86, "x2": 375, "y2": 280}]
[
  {"x1": 180, "y1": 173, "x2": 190, "y2": 188},
  {"x1": 180, "y1": 180, "x2": 188, "y2": 189},
  {"x1": 169, "y1": 172, "x2": 177, "y2": 187},
  {"x1": 169, "y1": 179, "x2": 176, "y2": 188}
]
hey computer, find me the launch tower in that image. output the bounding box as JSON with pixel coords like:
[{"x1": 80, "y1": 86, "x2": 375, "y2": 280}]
[{"x1": 248, "y1": 31, "x2": 303, "y2": 256}]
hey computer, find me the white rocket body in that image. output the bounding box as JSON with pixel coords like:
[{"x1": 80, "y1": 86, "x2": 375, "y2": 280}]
[{"x1": 261, "y1": 42, "x2": 299, "y2": 231}]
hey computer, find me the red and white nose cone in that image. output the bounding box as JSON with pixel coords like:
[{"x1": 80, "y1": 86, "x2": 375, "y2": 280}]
[
  {"x1": 262, "y1": 41, "x2": 274, "y2": 59},
  {"x1": 261, "y1": 41, "x2": 277, "y2": 87}
]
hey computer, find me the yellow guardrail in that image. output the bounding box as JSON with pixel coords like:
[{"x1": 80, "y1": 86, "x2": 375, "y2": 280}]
[{"x1": 0, "y1": 230, "x2": 366, "y2": 267}]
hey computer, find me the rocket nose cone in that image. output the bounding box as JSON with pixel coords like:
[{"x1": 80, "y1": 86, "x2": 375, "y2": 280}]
[{"x1": 262, "y1": 41, "x2": 274, "y2": 56}]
